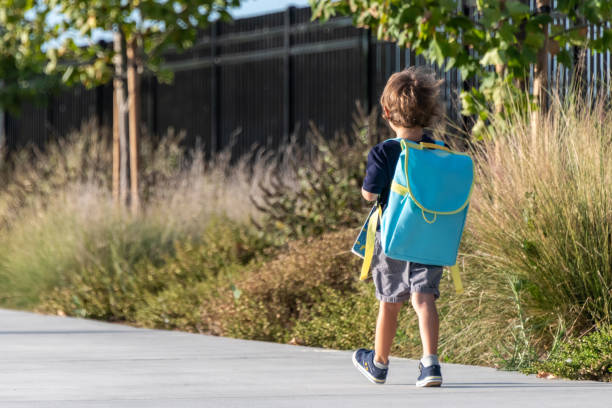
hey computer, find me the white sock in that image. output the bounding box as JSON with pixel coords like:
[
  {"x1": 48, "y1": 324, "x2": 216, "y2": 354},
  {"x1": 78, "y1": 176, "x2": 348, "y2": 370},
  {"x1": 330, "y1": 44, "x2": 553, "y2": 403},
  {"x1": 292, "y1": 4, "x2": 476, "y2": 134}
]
[
  {"x1": 421, "y1": 354, "x2": 439, "y2": 367},
  {"x1": 373, "y1": 358, "x2": 389, "y2": 369}
]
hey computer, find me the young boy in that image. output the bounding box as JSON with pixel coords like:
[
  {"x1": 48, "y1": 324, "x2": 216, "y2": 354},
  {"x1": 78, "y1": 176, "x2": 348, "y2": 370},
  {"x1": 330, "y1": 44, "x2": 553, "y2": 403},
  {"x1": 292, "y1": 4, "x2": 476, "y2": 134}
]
[{"x1": 352, "y1": 66, "x2": 446, "y2": 387}]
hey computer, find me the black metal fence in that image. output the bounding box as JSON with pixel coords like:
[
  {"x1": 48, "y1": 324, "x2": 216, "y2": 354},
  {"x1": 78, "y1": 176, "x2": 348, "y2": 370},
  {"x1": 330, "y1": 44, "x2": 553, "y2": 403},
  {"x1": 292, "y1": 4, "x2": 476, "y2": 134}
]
[{"x1": 4, "y1": 5, "x2": 611, "y2": 157}]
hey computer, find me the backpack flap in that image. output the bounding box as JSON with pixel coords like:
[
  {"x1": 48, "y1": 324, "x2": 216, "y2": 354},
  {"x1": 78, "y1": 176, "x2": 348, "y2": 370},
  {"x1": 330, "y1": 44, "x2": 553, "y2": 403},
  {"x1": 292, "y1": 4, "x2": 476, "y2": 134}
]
[{"x1": 398, "y1": 140, "x2": 474, "y2": 215}]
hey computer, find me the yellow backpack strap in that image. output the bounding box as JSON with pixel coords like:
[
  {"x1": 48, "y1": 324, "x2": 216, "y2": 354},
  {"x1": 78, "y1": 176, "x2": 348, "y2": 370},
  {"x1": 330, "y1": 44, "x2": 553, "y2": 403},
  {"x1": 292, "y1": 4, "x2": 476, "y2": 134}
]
[
  {"x1": 359, "y1": 205, "x2": 382, "y2": 280},
  {"x1": 449, "y1": 264, "x2": 464, "y2": 294}
]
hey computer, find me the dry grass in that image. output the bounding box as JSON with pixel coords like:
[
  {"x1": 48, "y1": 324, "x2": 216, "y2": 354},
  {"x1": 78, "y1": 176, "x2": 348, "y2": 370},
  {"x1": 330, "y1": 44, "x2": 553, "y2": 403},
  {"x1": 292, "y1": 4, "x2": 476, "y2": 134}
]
[
  {"x1": 0, "y1": 121, "x2": 278, "y2": 310},
  {"x1": 468, "y1": 91, "x2": 612, "y2": 350}
]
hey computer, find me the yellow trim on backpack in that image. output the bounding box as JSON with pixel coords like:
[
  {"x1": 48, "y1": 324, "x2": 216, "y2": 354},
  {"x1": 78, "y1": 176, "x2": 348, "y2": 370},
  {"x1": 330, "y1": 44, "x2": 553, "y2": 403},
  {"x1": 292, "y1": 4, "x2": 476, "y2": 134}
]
[
  {"x1": 449, "y1": 264, "x2": 464, "y2": 294},
  {"x1": 400, "y1": 139, "x2": 471, "y2": 157},
  {"x1": 390, "y1": 181, "x2": 409, "y2": 196},
  {"x1": 399, "y1": 139, "x2": 474, "y2": 216},
  {"x1": 422, "y1": 210, "x2": 437, "y2": 224},
  {"x1": 359, "y1": 205, "x2": 382, "y2": 281}
]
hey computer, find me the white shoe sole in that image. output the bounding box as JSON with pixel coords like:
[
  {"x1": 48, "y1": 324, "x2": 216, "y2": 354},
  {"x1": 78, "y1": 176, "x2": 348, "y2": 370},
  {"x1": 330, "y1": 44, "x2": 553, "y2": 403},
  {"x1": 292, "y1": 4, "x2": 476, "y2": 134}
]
[
  {"x1": 416, "y1": 376, "x2": 443, "y2": 387},
  {"x1": 352, "y1": 351, "x2": 386, "y2": 384}
]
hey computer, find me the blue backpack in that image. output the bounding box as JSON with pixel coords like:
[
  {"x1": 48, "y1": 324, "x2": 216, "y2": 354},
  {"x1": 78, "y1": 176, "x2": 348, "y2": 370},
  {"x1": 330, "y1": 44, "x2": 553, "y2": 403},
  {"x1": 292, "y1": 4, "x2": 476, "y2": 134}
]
[{"x1": 358, "y1": 138, "x2": 474, "y2": 291}]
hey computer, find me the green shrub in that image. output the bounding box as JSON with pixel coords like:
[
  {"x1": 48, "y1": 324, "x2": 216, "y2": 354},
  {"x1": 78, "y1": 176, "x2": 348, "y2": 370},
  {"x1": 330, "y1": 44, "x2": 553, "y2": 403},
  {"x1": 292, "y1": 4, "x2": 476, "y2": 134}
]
[
  {"x1": 35, "y1": 215, "x2": 269, "y2": 323},
  {"x1": 251, "y1": 107, "x2": 386, "y2": 239},
  {"x1": 291, "y1": 284, "x2": 378, "y2": 350},
  {"x1": 214, "y1": 229, "x2": 361, "y2": 341},
  {"x1": 134, "y1": 281, "x2": 222, "y2": 332},
  {"x1": 528, "y1": 326, "x2": 612, "y2": 381}
]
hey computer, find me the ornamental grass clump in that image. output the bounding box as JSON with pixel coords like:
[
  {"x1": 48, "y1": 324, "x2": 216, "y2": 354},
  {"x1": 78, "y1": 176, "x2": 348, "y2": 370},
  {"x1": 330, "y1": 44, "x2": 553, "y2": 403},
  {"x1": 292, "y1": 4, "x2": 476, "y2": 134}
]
[
  {"x1": 0, "y1": 122, "x2": 271, "y2": 314},
  {"x1": 468, "y1": 91, "x2": 612, "y2": 346}
]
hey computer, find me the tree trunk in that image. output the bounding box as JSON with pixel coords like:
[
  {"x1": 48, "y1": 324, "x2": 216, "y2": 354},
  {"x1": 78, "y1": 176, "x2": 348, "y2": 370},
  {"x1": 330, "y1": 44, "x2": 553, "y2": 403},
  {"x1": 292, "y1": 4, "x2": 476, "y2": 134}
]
[
  {"x1": 572, "y1": 10, "x2": 587, "y2": 98},
  {"x1": 0, "y1": 80, "x2": 4, "y2": 155},
  {"x1": 531, "y1": 0, "x2": 550, "y2": 140},
  {"x1": 113, "y1": 30, "x2": 129, "y2": 208},
  {"x1": 514, "y1": 0, "x2": 530, "y2": 93},
  {"x1": 460, "y1": 3, "x2": 476, "y2": 134},
  {"x1": 533, "y1": 0, "x2": 550, "y2": 109},
  {"x1": 495, "y1": 63, "x2": 506, "y2": 114},
  {"x1": 112, "y1": 79, "x2": 119, "y2": 204},
  {"x1": 127, "y1": 37, "x2": 141, "y2": 215},
  {"x1": 0, "y1": 105, "x2": 5, "y2": 156}
]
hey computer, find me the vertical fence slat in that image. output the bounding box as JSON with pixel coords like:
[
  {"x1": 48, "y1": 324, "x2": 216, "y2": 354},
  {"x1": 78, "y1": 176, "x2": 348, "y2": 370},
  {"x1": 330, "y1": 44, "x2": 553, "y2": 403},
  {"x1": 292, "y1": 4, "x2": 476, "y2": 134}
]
[
  {"x1": 210, "y1": 21, "x2": 220, "y2": 155},
  {"x1": 283, "y1": 6, "x2": 294, "y2": 142},
  {"x1": 362, "y1": 29, "x2": 372, "y2": 113}
]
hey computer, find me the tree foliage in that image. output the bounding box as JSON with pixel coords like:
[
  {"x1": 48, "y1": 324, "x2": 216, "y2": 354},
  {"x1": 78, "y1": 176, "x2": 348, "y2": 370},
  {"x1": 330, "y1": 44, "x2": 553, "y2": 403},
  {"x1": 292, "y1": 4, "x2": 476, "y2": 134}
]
[
  {"x1": 0, "y1": 0, "x2": 240, "y2": 113},
  {"x1": 309, "y1": 0, "x2": 612, "y2": 133},
  {"x1": 37, "y1": 0, "x2": 239, "y2": 87},
  {"x1": 0, "y1": 2, "x2": 61, "y2": 113}
]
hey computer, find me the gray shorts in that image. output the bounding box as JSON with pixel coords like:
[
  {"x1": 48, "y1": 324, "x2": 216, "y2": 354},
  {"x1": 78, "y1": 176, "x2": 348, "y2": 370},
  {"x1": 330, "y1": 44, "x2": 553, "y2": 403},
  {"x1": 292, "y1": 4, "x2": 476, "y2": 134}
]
[{"x1": 371, "y1": 231, "x2": 444, "y2": 303}]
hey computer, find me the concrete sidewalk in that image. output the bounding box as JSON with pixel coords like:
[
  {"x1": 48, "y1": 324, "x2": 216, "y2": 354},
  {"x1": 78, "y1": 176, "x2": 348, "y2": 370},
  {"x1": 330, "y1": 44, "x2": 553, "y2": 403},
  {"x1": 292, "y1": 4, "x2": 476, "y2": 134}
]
[{"x1": 0, "y1": 309, "x2": 610, "y2": 407}]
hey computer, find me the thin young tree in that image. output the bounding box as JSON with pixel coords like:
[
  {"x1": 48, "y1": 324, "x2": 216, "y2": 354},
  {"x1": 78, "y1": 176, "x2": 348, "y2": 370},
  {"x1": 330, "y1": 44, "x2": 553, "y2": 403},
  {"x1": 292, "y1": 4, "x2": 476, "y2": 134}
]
[{"x1": 27, "y1": 0, "x2": 240, "y2": 213}]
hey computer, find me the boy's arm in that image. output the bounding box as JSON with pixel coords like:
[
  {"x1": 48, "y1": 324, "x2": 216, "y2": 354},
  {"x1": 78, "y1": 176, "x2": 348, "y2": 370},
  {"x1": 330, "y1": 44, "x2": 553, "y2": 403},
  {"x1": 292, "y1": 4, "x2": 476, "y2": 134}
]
[
  {"x1": 361, "y1": 188, "x2": 377, "y2": 202},
  {"x1": 362, "y1": 145, "x2": 388, "y2": 202}
]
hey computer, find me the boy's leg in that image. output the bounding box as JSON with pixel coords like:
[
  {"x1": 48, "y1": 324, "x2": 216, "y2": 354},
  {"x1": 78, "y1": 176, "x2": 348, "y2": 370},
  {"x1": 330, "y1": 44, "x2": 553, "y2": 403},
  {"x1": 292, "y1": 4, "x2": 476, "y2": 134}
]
[
  {"x1": 352, "y1": 231, "x2": 410, "y2": 384},
  {"x1": 411, "y1": 291, "x2": 443, "y2": 387},
  {"x1": 374, "y1": 301, "x2": 403, "y2": 365},
  {"x1": 410, "y1": 292, "x2": 439, "y2": 355}
]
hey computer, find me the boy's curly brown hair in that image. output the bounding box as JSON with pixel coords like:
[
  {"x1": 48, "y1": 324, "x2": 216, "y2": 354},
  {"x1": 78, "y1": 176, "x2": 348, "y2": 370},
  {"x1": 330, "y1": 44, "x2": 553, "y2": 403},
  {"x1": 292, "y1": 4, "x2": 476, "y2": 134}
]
[{"x1": 380, "y1": 66, "x2": 444, "y2": 129}]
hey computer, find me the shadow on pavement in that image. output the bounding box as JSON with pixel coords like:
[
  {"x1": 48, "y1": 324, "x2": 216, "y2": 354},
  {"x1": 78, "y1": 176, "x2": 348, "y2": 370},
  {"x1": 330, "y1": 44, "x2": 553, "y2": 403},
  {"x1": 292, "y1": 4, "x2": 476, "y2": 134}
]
[
  {"x1": 0, "y1": 330, "x2": 135, "y2": 335},
  {"x1": 439, "y1": 382, "x2": 608, "y2": 388}
]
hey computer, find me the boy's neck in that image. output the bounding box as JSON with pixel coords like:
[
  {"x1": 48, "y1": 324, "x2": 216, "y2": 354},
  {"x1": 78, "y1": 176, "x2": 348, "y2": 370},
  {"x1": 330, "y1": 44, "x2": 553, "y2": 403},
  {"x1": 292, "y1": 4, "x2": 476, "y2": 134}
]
[{"x1": 394, "y1": 126, "x2": 424, "y2": 142}]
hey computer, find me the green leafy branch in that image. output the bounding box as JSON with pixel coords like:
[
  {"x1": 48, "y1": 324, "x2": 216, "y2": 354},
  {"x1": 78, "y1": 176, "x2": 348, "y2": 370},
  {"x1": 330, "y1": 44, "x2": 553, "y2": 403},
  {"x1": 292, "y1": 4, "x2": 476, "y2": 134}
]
[{"x1": 309, "y1": 0, "x2": 612, "y2": 135}]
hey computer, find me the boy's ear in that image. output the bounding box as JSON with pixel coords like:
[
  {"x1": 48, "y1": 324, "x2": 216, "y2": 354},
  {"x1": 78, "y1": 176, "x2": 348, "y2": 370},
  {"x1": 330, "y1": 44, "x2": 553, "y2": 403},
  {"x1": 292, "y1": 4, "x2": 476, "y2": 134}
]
[{"x1": 383, "y1": 107, "x2": 390, "y2": 119}]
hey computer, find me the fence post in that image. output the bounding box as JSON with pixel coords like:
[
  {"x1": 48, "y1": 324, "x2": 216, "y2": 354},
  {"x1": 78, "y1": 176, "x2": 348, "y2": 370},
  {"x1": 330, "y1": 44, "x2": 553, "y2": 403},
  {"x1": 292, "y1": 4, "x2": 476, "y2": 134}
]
[
  {"x1": 0, "y1": 88, "x2": 4, "y2": 152},
  {"x1": 460, "y1": 3, "x2": 475, "y2": 133},
  {"x1": 283, "y1": 6, "x2": 295, "y2": 143},
  {"x1": 46, "y1": 95, "x2": 53, "y2": 145},
  {"x1": 146, "y1": 75, "x2": 157, "y2": 137},
  {"x1": 572, "y1": 7, "x2": 587, "y2": 97},
  {"x1": 361, "y1": 28, "x2": 372, "y2": 113},
  {"x1": 210, "y1": 21, "x2": 220, "y2": 155}
]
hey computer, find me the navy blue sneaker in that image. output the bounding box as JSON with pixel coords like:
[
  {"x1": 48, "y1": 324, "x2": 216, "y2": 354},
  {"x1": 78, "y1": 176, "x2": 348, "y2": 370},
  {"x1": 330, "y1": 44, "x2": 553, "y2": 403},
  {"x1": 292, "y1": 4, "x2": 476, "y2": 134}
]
[
  {"x1": 416, "y1": 362, "x2": 442, "y2": 387},
  {"x1": 352, "y1": 348, "x2": 388, "y2": 384}
]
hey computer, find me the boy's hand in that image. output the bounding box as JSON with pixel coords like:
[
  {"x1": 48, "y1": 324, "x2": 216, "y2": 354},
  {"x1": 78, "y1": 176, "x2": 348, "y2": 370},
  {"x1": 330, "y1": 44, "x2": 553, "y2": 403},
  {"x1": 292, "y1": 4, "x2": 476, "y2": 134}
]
[{"x1": 361, "y1": 188, "x2": 377, "y2": 202}]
